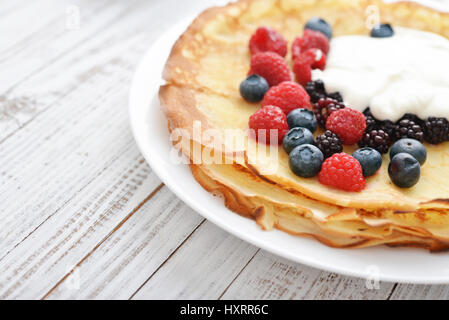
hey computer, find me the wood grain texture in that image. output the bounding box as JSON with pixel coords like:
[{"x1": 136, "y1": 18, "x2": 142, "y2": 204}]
[
  {"x1": 132, "y1": 221, "x2": 259, "y2": 300},
  {"x1": 44, "y1": 187, "x2": 204, "y2": 300},
  {"x1": 0, "y1": 0, "x2": 448, "y2": 300},
  {"x1": 220, "y1": 250, "x2": 396, "y2": 300}
]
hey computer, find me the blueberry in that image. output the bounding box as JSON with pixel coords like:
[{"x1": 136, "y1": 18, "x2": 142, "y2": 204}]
[
  {"x1": 287, "y1": 108, "x2": 317, "y2": 133},
  {"x1": 352, "y1": 147, "x2": 382, "y2": 177},
  {"x1": 390, "y1": 138, "x2": 427, "y2": 165},
  {"x1": 388, "y1": 153, "x2": 420, "y2": 188},
  {"x1": 283, "y1": 127, "x2": 315, "y2": 154},
  {"x1": 289, "y1": 144, "x2": 324, "y2": 178},
  {"x1": 305, "y1": 17, "x2": 332, "y2": 39},
  {"x1": 370, "y1": 23, "x2": 394, "y2": 38},
  {"x1": 239, "y1": 74, "x2": 269, "y2": 103}
]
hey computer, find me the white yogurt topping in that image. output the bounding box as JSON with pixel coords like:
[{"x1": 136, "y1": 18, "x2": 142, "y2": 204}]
[{"x1": 312, "y1": 27, "x2": 449, "y2": 122}]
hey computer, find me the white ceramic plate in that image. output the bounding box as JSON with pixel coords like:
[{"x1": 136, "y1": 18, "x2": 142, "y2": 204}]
[{"x1": 129, "y1": 12, "x2": 449, "y2": 284}]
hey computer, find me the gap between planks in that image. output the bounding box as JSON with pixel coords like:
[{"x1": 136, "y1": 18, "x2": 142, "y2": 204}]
[
  {"x1": 41, "y1": 183, "x2": 165, "y2": 300},
  {"x1": 128, "y1": 219, "x2": 207, "y2": 300},
  {"x1": 0, "y1": 0, "x2": 145, "y2": 144}
]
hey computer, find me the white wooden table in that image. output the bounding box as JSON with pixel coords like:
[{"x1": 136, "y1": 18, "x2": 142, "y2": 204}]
[{"x1": 1, "y1": 0, "x2": 448, "y2": 300}]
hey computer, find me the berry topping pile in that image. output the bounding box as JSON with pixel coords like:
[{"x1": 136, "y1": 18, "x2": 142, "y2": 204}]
[{"x1": 240, "y1": 19, "x2": 446, "y2": 192}]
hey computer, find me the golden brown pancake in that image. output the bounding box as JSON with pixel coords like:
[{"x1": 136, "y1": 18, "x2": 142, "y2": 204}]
[{"x1": 160, "y1": 0, "x2": 449, "y2": 250}]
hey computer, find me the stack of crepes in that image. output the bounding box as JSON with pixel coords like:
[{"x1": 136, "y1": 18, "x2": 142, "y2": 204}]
[{"x1": 159, "y1": 0, "x2": 449, "y2": 250}]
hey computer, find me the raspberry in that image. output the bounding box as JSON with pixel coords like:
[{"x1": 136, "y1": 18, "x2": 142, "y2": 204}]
[
  {"x1": 301, "y1": 48, "x2": 326, "y2": 70},
  {"x1": 318, "y1": 153, "x2": 366, "y2": 192},
  {"x1": 261, "y1": 81, "x2": 311, "y2": 115},
  {"x1": 248, "y1": 105, "x2": 289, "y2": 145},
  {"x1": 326, "y1": 108, "x2": 366, "y2": 145},
  {"x1": 292, "y1": 29, "x2": 330, "y2": 60},
  {"x1": 293, "y1": 56, "x2": 312, "y2": 86},
  {"x1": 249, "y1": 26, "x2": 288, "y2": 57},
  {"x1": 313, "y1": 97, "x2": 345, "y2": 128},
  {"x1": 249, "y1": 52, "x2": 292, "y2": 87}
]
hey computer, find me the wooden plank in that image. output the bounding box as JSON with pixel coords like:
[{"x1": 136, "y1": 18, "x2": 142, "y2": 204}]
[
  {"x1": 220, "y1": 250, "x2": 396, "y2": 300},
  {"x1": 389, "y1": 284, "x2": 449, "y2": 300},
  {"x1": 0, "y1": 0, "x2": 236, "y2": 259},
  {"x1": 0, "y1": 146, "x2": 162, "y2": 299},
  {"x1": 0, "y1": 0, "x2": 222, "y2": 143},
  {"x1": 0, "y1": 0, "x2": 225, "y2": 299},
  {"x1": 0, "y1": 0, "x2": 141, "y2": 140},
  {"x1": 44, "y1": 188, "x2": 204, "y2": 300},
  {"x1": 0, "y1": 0, "x2": 125, "y2": 93},
  {"x1": 131, "y1": 221, "x2": 259, "y2": 300},
  {"x1": 0, "y1": 0, "x2": 162, "y2": 257}
]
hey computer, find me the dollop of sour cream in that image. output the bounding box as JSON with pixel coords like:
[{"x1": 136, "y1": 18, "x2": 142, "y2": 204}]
[{"x1": 312, "y1": 27, "x2": 449, "y2": 122}]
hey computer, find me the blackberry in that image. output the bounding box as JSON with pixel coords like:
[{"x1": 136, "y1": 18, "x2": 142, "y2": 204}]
[
  {"x1": 395, "y1": 118, "x2": 424, "y2": 142},
  {"x1": 315, "y1": 130, "x2": 343, "y2": 158},
  {"x1": 401, "y1": 113, "x2": 422, "y2": 124},
  {"x1": 305, "y1": 80, "x2": 343, "y2": 103},
  {"x1": 313, "y1": 97, "x2": 345, "y2": 128},
  {"x1": 327, "y1": 91, "x2": 343, "y2": 102},
  {"x1": 363, "y1": 108, "x2": 397, "y2": 139},
  {"x1": 358, "y1": 129, "x2": 391, "y2": 154},
  {"x1": 377, "y1": 120, "x2": 398, "y2": 141},
  {"x1": 305, "y1": 80, "x2": 326, "y2": 103},
  {"x1": 363, "y1": 108, "x2": 378, "y2": 131},
  {"x1": 423, "y1": 117, "x2": 449, "y2": 144}
]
